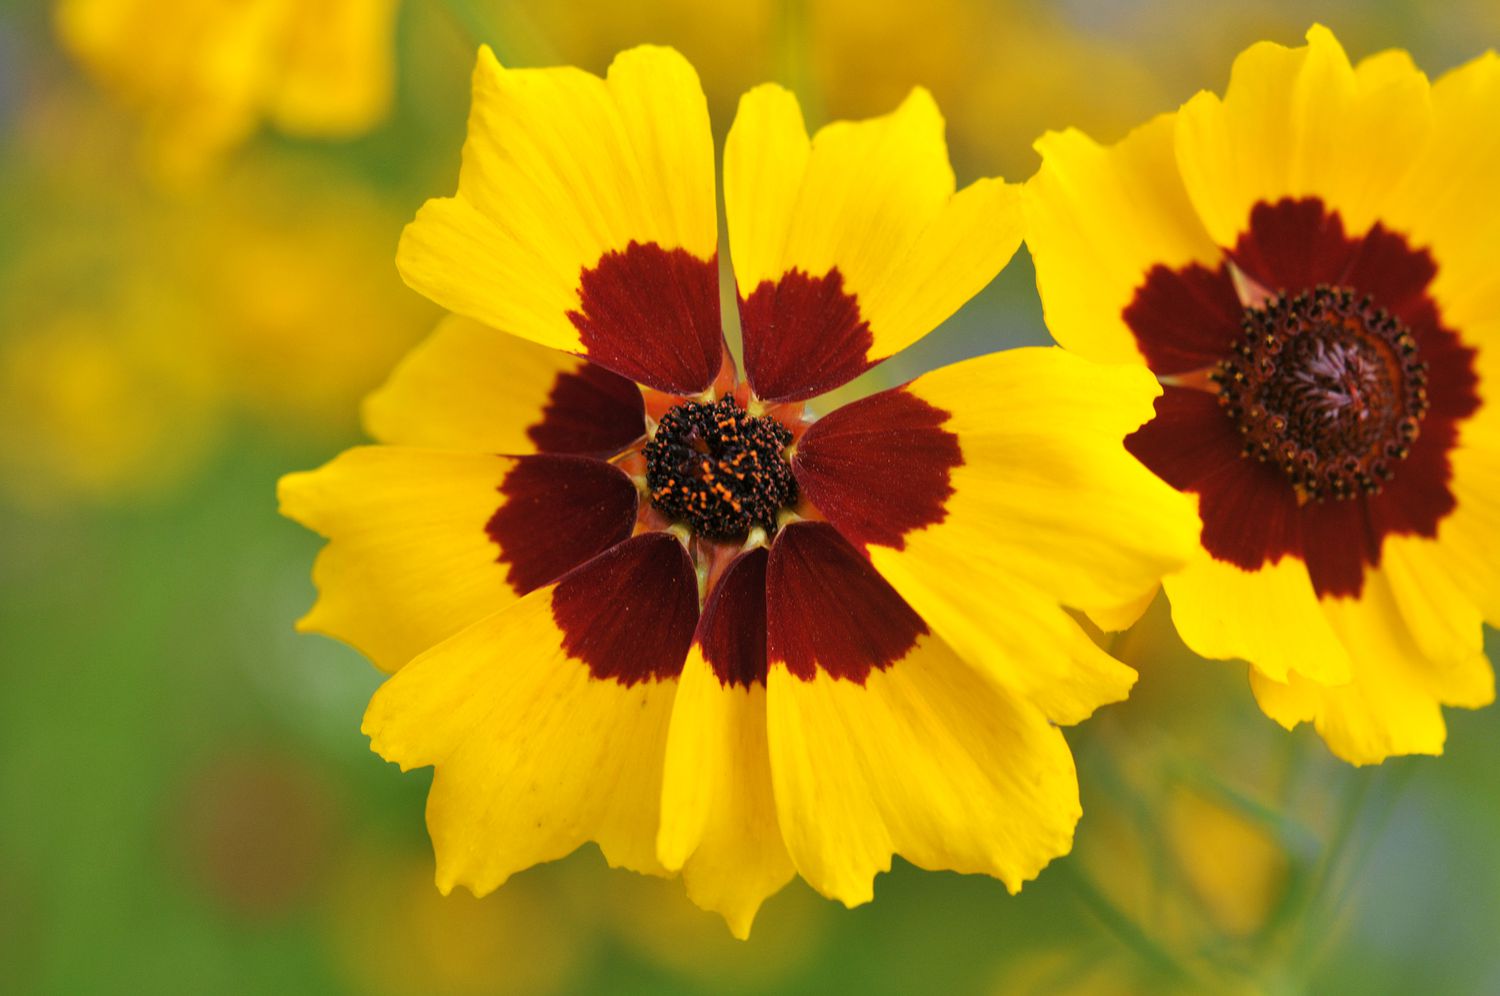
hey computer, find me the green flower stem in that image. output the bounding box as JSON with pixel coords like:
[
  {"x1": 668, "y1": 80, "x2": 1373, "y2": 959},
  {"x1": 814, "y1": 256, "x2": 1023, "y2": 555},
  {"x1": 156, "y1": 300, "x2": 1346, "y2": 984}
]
[
  {"x1": 441, "y1": 0, "x2": 557, "y2": 66},
  {"x1": 774, "y1": 0, "x2": 824, "y2": 124},
  {"x1": 1053, "y1": 860, "x2": 1201, "y2": 987},
  {"x1": 442, "y1": 0, "x2": 509, "y2": 59}
]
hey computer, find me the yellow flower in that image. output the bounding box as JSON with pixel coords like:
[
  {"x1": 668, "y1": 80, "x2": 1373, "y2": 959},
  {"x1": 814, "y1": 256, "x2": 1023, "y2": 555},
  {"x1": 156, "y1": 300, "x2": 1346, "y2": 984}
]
[
  {"x1": 280, "y1": 45, "x2": 1195, "y2": 937},
  {"x1": 1026, "y1": 25, "x2": 1499, "y2": 764},
  {"x1": 186, "y1": 154, "x2": 435, "y2": 437},
  {"x1": 324, "y1": 837, "x2": 583, "y2": 996},
  {"x1": 54, "y1": 0, "x2": 398, "y2": 177},
  {"x1": 0, "y1": 86, "x2": 427, "y2": 502},
  {"x1": 0, "y1": 306, "x2": 220, "y2": 505},
  {"x1": 0, "y1": 158, "x2": 223, "y2": 504}
]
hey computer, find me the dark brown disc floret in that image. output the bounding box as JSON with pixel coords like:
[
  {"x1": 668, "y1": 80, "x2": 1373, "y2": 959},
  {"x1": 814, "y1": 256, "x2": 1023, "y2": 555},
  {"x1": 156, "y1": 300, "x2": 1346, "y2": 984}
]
[
  {"x1": 1212, "y1": 285, "x2": 1429, "y2": 502},
  {"x1": 644, "y1": 396, "x2": 798, "y2": 539}
]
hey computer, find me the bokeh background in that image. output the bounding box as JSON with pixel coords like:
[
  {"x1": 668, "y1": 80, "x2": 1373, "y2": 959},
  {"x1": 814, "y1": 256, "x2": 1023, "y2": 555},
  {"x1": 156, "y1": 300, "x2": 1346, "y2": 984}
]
[{"x1": 2, "y1": 1, "x2": 1498, "y2": 993}]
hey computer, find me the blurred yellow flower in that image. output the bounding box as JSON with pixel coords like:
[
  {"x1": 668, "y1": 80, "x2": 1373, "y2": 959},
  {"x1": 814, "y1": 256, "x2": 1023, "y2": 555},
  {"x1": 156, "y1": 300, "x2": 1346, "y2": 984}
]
[
  {"x1": 54, "y1": 0, "x2": 399, "y2": 178},
  {"x1": 0, "y1": 78, "x2": 429, "y2": 503},
  {"x1": 598, "y1": 872, "x2": 828, "y2": 989},
  {"x1": 0, "y1": 308, "x2": 220, "y2": 506},
  {"x1": 1166, "y1": 788, "x2": 1290, "y2": 938},
  {"x1": 0, "y1": 187, "x2": 222, "y2": 505},
  {"x1": 325, "y1": 838, "x2": 583, "y2": 996},
  {"x1": 187, "y1": 155, "x2": 436, "y2": 438}
]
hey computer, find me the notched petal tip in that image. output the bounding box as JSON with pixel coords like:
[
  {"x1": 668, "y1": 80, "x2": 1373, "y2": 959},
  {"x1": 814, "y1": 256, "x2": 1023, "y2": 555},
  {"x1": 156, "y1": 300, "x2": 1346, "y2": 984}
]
[
  {"x1": 740, "y1": 79, "x2": 800, "y2": 106},
  {"x1": 1303, "y1": 22, "x2": 1343, "y2": 51},
  {"x1": 606, "y1": 42, "x2": 699, "y2": 77}
]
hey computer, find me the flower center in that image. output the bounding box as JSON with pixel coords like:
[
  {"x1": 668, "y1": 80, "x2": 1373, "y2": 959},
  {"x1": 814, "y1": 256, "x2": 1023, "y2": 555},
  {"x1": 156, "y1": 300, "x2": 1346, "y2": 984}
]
[
  {"x1": 643, "y1": 396, "x2": 798, "y2": 539},
  {"x1": 1213, "y1": 285, "x2": 1429, "y2": 502}
]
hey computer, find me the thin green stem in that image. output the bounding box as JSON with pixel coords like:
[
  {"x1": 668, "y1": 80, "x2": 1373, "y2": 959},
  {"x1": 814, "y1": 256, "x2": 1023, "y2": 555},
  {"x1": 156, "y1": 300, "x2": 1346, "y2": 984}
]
[
  {"x1": 1273, "y1": 767, "x2": 1373, "y2": 978},
  {"x1": 1168, "y1": 754, "x2": 1319, "y2": 855},
  {"x1": 773, "y1": 0, "x2": 823, "y2": 123},
  {"x1": 1054, "y1": 860, "x2": 1199, "y2": 987},
  {"x1": 442, "y1": 0, "x2": 508, "y2": 59},
  {"x1": 1289, "y1": 764, "x2": 1413, "y2": 975}
]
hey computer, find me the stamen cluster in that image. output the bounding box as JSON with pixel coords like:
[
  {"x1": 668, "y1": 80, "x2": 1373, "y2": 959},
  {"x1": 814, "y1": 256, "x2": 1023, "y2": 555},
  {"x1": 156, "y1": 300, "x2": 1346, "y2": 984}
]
[
  {"x1": 644, "y1": 396, "x2": 798, "y2": 539},
  {"x1": 1212, "y1": 285, "x2": 1429, "y2": 502}
]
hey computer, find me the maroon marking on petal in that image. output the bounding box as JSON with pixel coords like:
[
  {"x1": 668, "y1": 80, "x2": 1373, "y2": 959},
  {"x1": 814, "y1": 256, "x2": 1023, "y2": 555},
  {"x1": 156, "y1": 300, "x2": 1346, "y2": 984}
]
[
  {"x1": 1124, "y1": 386, "x2": 1244, "y2": 491},
  {"x1": 740, "y1": 268, "x2": 876, "y2": 403},
  {"x1": 765, "y1": 521, "x2": 927, "y2": 684},
  {"x1": 1401, "y1": 291, "x2": 1481, "y2": 422},
  {"x1": 1122, "y1": 197, "x2": 1480, "y2": 598},
  {"x1": 1342, "y1": 224, "x2": 1437, "y2": 324},
  {"x1": 792, "y1": 387, "x2": 962, "y2": 551},
  {"x1": 527, "y1": 361, "x2": 645, "y2": 457},
  {"x1": 1124, "y1": 263, "x2": 1244, "y2": 375},
  {"x1": 567, "y1": 241, "x2": 724, "y2": 395},
  {"x1": 1365, "y1": 413, "x2": 1462, "y2": 537},
  {"x1": 551, "y1": 533, "x2": 698, "y2": 686},
  {"x1": 1127, "y1": 387, "x2": 1305, "y2": 568},
  {"x1": 487, "y1": 455, "x2": 639, "y2": 596},
  {"x1": 1192, "y1": 449, "x2": 1306, "y2": 570},
  {"x1": 1228, "y1": 198, "x2": 1359, "y2": 292},
  {"x1": 695, "y1": 547, "x2": 769, "y2": 688},
  {"x1": 1299, "y1": 497, "x2": 1377, "y2": 598}
]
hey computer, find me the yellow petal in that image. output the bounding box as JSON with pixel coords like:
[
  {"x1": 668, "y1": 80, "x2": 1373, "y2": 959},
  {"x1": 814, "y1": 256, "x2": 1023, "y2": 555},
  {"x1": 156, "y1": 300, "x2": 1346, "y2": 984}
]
[
  {"x1": 1250, "y1": 568, "x2": 1494, "y2": 764},
  {"x1": 1384, "y1": 52, "x2": 1500, "y2": 333},
  {"x1": 1163, "y1": 546, "x2": 1351, "y2": 686},
  {"x1": 870, "y1": 559, "x2": 1136, "y2": 728},
  {"x1": 278, "y1": 448, "x2": 517, "y2": 672},
  {"x1": 1175, "y1": 25, "x2": 1432, "y2": 249},
  {"x1": 397, "y1": 45, "x2": 716, "y2": 361},
  {"x1": 848, "y1": 348, "x2": 1196, "y2": 724},
  {"x1": 278, "y1": 447, "x2": 638, "y2": 672},
  {"x1": 364, "y1": 588, "x2": 678, "y2": 893},
  {"x1": 909, "y1": 349, "x2": 1195, "y2": 620},
  {"x1": 362, "y1": 314, "x2": 643, "y2": 455},
  {"x1": 724, "y1": 84, "x2": 1021, "y2": 392},
  {"x1": 1428, "y1": 354, "x2": 1500, "y2": 625},
  {"x1": 722, "y1": 84, "x2": 811, "y2": 306},
  {"x1": 657, "y1": 650, "x2": 795, "y2": 939},
  {"x1": 1381, "y1": 537, "x2": 1488, "y2": 681},
  {"x1": 1085, "y1": 587, "x2": 1159, "y2": 633},
  {"x1": 765, "y1": 635, "x2": 1080, "y2": 906},
  {"x1": 1025, "y1": 114, "x2": 1221, "y2": 365},
  {"x1": 1254, "y1": 563, "x2": 1495, "y2": 766}
]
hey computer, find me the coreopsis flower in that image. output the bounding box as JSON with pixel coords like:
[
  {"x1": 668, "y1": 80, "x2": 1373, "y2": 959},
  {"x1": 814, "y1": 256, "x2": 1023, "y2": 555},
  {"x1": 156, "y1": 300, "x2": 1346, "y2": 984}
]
[
  {"x1": 1026, "y1": 25, "x2": 1499, "y2": 764},
  {"x1": 280, "y1": 45, "x2": 1194, "y2": 936},
  {"x1": 54, "y1": 0, "x2": 398, "y2": 177}
]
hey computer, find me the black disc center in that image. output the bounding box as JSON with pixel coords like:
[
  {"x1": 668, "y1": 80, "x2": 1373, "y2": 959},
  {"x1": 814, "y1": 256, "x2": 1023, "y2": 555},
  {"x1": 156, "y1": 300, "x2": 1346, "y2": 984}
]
[
  {"x1": 644, "y1": 397, "x2": 798, "y2": 539},
  {"x1": 1213, "y1": 285, "x2": 1429, "y2": 502}
]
